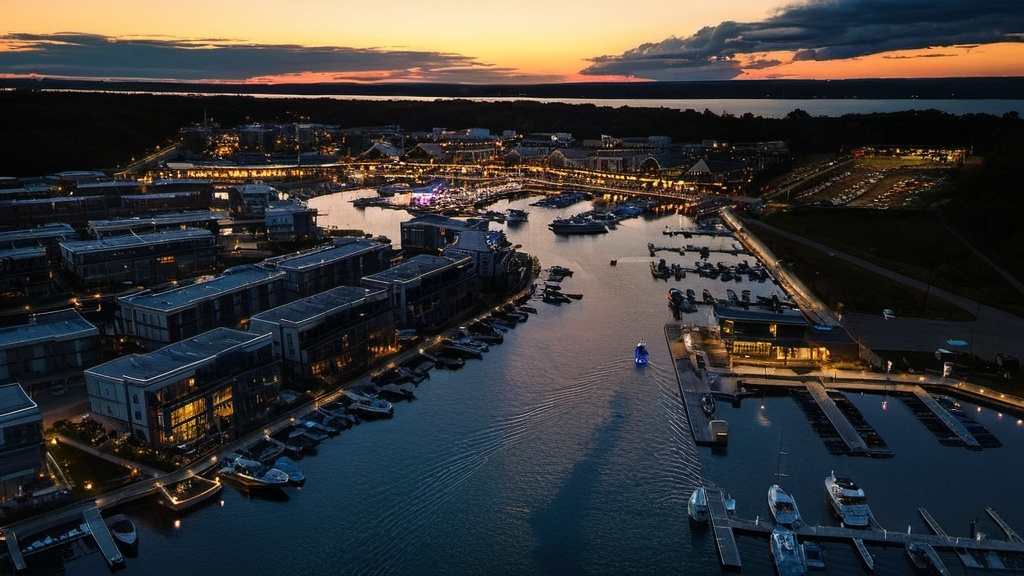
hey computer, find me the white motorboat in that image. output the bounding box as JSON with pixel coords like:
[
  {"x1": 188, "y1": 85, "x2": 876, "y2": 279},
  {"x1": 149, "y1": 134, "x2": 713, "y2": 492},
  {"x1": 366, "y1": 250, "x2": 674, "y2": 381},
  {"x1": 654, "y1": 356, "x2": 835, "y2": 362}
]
[
  {"x1": 219, "y1": 456, "x2": 290, "y2": 489},
  {"x1": 687, "y1": 487, "x2": 709, "y2": 523},
  {"x1": 770, "y1": 526, "x2": 808, "y2": 576},
  {"x1": 104, "y1": 513, "x2": 138, "y2": 557},
  {"x1": 344, "y1": 389, "x2": 394, "y2": 418},
  {"x1": 824, "y1": 471, "x2": 871, "y2": 528},
  {"x1": 768, "y1": 484, "x2": 802, "y2": 528}
]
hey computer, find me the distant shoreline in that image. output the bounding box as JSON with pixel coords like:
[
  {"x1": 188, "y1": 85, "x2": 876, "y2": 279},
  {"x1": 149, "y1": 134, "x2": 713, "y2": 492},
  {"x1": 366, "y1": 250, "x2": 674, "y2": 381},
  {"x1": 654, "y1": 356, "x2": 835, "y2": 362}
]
[{"x1": 4, "y1": 76, "x2": 1024, "y2": 100}]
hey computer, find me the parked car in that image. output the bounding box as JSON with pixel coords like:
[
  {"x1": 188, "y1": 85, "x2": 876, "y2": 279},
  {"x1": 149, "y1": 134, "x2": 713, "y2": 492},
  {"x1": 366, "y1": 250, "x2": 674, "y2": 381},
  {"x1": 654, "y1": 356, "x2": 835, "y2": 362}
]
[{"x1": 882, "y1": 308, "x2": 896, "y2": 320}]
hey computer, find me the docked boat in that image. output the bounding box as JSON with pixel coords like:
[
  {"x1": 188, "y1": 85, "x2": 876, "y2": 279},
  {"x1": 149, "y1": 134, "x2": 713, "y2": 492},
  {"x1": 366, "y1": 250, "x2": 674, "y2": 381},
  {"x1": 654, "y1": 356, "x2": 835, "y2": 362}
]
[
  {"x1": 548, "y1": 217, "x2": 609, "y2": 235},
  {"x1": 802, "y1": 541, "x2": 826, "y2": 571},
  {"x1": 687, "y1": 487, "x2": 709, "y2": 523},
  {"x1": 377, "y1": 382, "x2": 416, "y2": 401},
  {"x1": 825, "y1": 471, "x2": 871, "y2": 528},
  {"x1": 157, "y1": 475, "x2": 222, "y2": 512},
  {"x1": 701, "y1": 393, "x2": 716, "y2": 416},
  {"x1": 504, "y1": 208, "x2": 528, "y2": 223},
  {"x1": 768, "y1": 484, "x2": 802, "y2": 528},
  {"x1": 770, "y1": 526, "x2": 808, "y2": 576},
  {"x1": 634, "y1": 339, "x2": 650, "y2": 365},
  {"x1": 219, "y1": 456, "x2": 290, "y2": 490},
  {"x1": 344, "y1": 389, "x2": 394, "y2": 418},
  {"x1": 906, "y1": 542, "x2": 949, "y2": 575},
  {"x1": 289, "y1": 420, "x2": 331, "y2": 443},
  {"x1": 272, "y1": 456, "x2": 306, "y2": 487},
  {"x1": 104, "y1": 514, "x2": 138, "y2": 557}
]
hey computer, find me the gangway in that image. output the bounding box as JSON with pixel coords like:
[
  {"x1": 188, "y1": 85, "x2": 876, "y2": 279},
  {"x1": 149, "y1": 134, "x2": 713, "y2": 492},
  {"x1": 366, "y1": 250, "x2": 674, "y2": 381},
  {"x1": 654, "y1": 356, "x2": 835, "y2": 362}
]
[
  {"x1": 986, "y1": 507, "x2": 1024, "y2": 542},
  {"x1": 82, "y1": 506, "x2": 124, "y2": 568}
]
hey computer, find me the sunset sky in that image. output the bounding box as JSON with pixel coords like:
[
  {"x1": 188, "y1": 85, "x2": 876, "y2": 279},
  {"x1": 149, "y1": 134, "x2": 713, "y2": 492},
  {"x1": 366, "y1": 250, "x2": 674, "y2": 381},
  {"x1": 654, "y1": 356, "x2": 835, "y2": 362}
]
[{"x1": 1, "y1": 0, "x2": 1023, "y2": 83}]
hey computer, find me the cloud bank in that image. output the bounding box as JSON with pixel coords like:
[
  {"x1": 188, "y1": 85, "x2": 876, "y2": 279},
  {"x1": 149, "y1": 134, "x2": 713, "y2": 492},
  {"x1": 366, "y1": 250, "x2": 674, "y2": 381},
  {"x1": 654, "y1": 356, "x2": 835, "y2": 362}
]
[
  {"x1": 0, "y1": 33, "x2": 545, "y2": 83},
  {"x1": 581, "y1": 0, "x2": 1024, "y2": 80}
]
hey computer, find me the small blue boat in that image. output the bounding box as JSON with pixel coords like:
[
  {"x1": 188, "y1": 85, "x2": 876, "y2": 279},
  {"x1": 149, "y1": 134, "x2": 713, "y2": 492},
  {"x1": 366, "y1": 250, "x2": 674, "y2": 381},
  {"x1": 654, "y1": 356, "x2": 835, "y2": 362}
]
[{"x1": 635, "y1": 339, "x2": 650, "y2": 365}]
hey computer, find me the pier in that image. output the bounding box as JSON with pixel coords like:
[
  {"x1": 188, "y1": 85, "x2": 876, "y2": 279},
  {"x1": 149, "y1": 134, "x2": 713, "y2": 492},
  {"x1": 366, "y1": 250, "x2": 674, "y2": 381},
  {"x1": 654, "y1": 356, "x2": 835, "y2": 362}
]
[
  {"x1": 987, "y1": 507, "x2": 1024, "y2": 543},
  {"x1": 913, "y1": 388, "x2": 982, "y2": 449},
  {"x1": 666, "y1": 324, "x2": 718, "y2": 445},
  {"x1": 705, "y1": 488, "x2": 742, "y2": 570},
  {"x1": 82, "y1": 506, "x2": 124, "y2": 568}
]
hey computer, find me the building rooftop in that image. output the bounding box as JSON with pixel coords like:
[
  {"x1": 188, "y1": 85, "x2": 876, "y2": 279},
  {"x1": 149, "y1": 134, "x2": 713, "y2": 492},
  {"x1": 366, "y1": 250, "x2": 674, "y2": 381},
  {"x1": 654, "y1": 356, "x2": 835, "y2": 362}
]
[
  {"x1": 0, "y1": 383, "x2": 38, "y2": 417},
  {"x1": 0, "y1": 309, "x2": 99, "y2": 350},
  {"x1": 363, "y1": 254, "x2": 468, "y2": 284},
  {"x1": 0, "y1": 246, "x2": 47, "y2": 260},
  {"x1": 251, "y1": 286, "x2": 386, "y2": 326},
  {"x1": 266, "y1": 238, "x2": 384, "y2": 272},
  {"x1": 59, "y1": 228, "x2": 213, "y2": 254},
  {"x1": 118, "y1": 265, "x2": 284, "y2": 312},
  {"x1": 0, "y1": 223, "x2": 77, "y2": 247},
  {"x1": 88, "y1": 211, "x2": 228, "y2": 237},
  {"x1": 87, "y1": 327, "x2": 267, "y2": 386},
  {"x1": 713, "y1": 304, "x2": 809, "y2": 325}
]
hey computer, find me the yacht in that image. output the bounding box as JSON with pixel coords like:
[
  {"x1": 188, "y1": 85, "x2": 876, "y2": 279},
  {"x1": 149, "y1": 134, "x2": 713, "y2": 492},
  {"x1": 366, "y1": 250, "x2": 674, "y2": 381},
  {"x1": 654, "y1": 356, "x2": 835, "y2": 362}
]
[
  {"x1": 344, "y1": 389, "x2": 395, "y2": 418},
  {"x1": 770, "y1": 526, "x2": 808, "y2": 576},
  {"x1": 634, "y1": 339, "x2": 650, "y2": 365},
  {"x1": 504, "y1": 208, "x2": 528, "y2": 224},
  {"x1": 219, "y1": 456, "x2": 290, "y2": 489},
  {"x1": 548, "y1": 217, "x2": 609, "y2": 235},
  {"x1": 687, "y1": 487, "x2": 709, "y2": 523},
  {"x1": 824, "y1": 471, "x2": 871, "y2": 528},
  {"x1": 768, "y1": 484, "x2": 802, "y2": 528}
]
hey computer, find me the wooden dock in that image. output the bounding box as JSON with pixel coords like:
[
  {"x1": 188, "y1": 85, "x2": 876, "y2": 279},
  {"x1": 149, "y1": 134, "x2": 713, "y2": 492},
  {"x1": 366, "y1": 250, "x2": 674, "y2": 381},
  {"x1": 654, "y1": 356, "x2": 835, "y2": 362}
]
[
  {"x1": 82, "y1": 506, "x2": 123, "y2": 568},
  {"x1": 705, "y1": 488, "x2": 742, "y2": 570},
  {"x1": 913, "y1": 389, "x2": 981, "y2": 448},
  {"x1": 804, "y1": 381, "x2": 870, "y2": 454}
]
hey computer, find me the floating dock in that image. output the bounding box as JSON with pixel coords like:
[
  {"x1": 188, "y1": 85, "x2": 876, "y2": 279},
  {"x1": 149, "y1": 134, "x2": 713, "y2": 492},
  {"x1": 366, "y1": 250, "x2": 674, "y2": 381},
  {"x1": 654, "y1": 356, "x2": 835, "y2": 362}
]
[
  {"x1": 705, "y1": 488, "x2": 742, "y2": 570},
  {"x1": 82, "y1": 506, "x2": 124, "y2": 568},
  {"x1": 913, "y1": 389, "x2": 982, "y2": 449},
  {"x1": 987, "y1": 507, "x2": 1024, "y2": 543},
  {"x1": 852, "y1": 538, "x2": 874, "y2": 571}
]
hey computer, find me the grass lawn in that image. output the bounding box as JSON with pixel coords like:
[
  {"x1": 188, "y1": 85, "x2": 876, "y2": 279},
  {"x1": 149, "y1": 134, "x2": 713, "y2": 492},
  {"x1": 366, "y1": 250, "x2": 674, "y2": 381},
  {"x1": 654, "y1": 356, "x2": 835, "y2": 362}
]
[
  {"x1": 748, "y1": 220, "x2": 973, "y2": 320},
  {"x1": 760, "y1": 207, "x2": 1024, "y2": 318},
  {"x1": 47, "y1": 439, "x2": 139, "y2": 501}
]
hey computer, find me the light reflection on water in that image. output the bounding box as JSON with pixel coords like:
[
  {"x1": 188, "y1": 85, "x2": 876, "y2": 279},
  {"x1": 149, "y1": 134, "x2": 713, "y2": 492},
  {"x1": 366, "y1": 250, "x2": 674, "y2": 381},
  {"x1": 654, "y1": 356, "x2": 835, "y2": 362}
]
[{"x1": 56, "y1": 191, "x2": 1024, "y2": 576}]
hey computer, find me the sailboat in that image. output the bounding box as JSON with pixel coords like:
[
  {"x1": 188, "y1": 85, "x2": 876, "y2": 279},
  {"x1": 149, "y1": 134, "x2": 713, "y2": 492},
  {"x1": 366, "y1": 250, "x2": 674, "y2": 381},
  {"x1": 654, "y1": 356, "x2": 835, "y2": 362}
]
[{"x1": 768, "y1": 432, "x2": 802, "y2": 528}]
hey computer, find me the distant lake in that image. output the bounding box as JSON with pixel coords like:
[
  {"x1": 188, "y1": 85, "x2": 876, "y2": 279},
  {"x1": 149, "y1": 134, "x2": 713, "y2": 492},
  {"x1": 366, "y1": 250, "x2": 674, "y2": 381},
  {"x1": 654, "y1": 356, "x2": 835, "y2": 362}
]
[{"x1": 244, "y1": 93, "x2": 1024, "y2": 118}]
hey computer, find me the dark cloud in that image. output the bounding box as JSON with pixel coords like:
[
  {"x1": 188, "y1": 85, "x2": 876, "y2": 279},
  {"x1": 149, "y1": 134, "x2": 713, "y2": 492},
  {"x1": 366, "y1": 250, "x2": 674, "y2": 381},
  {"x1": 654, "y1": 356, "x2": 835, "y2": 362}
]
[
  {"x1": 0, "y1": 32, "x2": 547, "y2": 83},
  {"x1": 581, "y1": 0, "x2": 1024, "y2": 80}
]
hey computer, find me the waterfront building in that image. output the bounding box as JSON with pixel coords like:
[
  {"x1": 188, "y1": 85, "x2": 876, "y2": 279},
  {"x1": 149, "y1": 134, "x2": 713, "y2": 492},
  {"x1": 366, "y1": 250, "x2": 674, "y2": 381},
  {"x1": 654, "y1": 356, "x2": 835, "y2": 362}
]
[
  {"x1": 713, "y1": 304, "x2": 857, "y2": 365},
  {"x1": 0, "y1": 309, "x2": 101, "y2": 396},
  {"x1": 264, "y1": 237, "x2": 392, "y2": 300},
  {"x1": 399, "y1": 214, "x2": 489, "y2": 255},
  {"x1": 0, "y1": 223, "x2": 78, "y2": 260},
  {"x1": 74, "y1": 179, "x2": 144, "y2": 209},
  {"x1": 84, "y1": 328, "x2": 281, "y2": 448},
  {"x1": 442, "y1": 229, "x2": 531, "y2": 292},
  {"x1": 59, "y1": 228, "x2": 217, "y2": 289},
  {"x1": 116, "y1": 265, "x2": 287, "y2": 351},
  {"x1": 233, "y1": 182, "x2": 280, "y2": 217},
  {"x1": 249, "y1": 286, "x2": 395, "y2": 390},
  {"x1": 265, "y1": 199, "x2": 318, "y2": 241},
  {"x1": 0, "y1": 383, "x2": 45, "y2": 504},
  {"x1": 87, "y1": 210, "x2": 228, "y2": 239},
  {"x1": 361, "y1": 254, "x2": 479, "y2": 330}
]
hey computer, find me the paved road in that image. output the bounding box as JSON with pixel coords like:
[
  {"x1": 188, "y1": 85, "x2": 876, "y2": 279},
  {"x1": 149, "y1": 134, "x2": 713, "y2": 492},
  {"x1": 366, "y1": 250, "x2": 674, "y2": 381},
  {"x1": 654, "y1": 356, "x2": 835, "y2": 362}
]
[{"x1": 740, "y1": 217, "x2": 1024, "y2": 363}]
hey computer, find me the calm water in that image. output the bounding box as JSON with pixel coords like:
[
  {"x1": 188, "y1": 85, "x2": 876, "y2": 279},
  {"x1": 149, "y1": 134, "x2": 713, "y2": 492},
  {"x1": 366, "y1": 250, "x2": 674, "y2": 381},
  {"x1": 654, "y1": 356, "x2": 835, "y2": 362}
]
[
  {"x1": 208, "y1": 92, "x2": 1024, "y2": 118},
  {"x1": 47, "y1": 192, "x2": 1024, "y2": 576}
]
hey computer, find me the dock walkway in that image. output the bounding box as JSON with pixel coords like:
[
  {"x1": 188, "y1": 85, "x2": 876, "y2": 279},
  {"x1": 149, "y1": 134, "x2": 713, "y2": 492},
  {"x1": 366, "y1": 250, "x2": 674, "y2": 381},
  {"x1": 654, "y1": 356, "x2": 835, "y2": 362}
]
[
  {"x1": 82, "y1": 506, "x2": 123, "y2": 568},
  {"x1": 705, "y1": 488, "x2": 742, "y2": 570},
  {"x1": 804, "y1": 381, "x2": 870, "y2": 454},
  {"x1": 987, "y1": 507, "x2": 1024, "y2": 543},
  {"x1": 912, "y1": 389, "x2": 982, "y2": 449},
  {"x1": 665, "y1": 325, "x2": 715, "y2": 445}
]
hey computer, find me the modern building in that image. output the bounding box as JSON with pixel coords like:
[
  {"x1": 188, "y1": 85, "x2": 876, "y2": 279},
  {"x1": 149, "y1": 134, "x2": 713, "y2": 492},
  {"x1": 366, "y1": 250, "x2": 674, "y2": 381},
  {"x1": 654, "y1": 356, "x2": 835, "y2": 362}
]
[
  {"x1": 233, "y1": 183, "x2": 280, "y2": 217},
  {"x1": 87, "y1": 210, "x2": 228, "y2": 239},
  {"x1": 0, "y1": 246, "x2": 52, "y2": 303},
  {"x1": 0, "y1": 309, "x2": 101, "y2": 395},
  {"x1": 84, "y1": 328, "x2": 281, "y2": 448},
  {"x1": 713, "y1": 304, "x2": 856, "y2": 365},
  {"x1": 116, "y1": 265, "x2": 287, "y2": 350},
  {"x1": 399, "y1": 214, "x2": 488, "y2": 255},
  {"x1": 265, "y1": 238, "x2": 392, "y2": 300},
  {"x1": 265, "y1": 199, "x2": 318, "y2": 241},
  {"x1": 59, "y1": 228, "x2": 218, "y2": 289},
  {"x1": 0, "y1": 196, "x2": 108, "y2": 228},
  {"x1": 442, "y1": 229, "x2": 532, "y2": 293},
  {"x1": 361, "y1": 254, "x2": 479, "y2": 330},
  {"x1": 0, "y1": 223, "x2": 78, "y2": 256},
  {"x1": 249, "y1": 286, "x2": 395, "y2": 390},
  {"x1": 0, "y1": 384, "x2": 45, "y2": 503}
]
